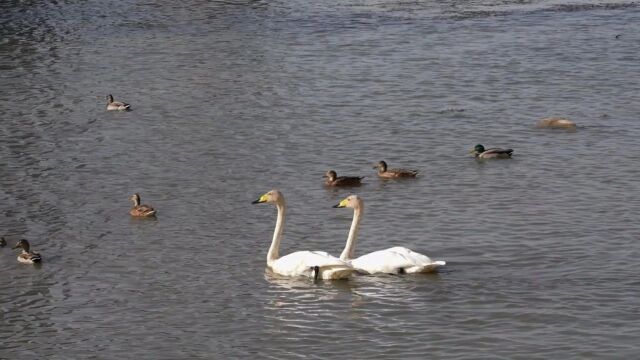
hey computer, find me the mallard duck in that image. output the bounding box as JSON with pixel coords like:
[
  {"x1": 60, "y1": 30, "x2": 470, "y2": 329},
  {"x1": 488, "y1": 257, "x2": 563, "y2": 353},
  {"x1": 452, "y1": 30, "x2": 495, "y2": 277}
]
[
  {"x1": 129, "y1": 193, "x2": 156, "y2": 217},
  {"x1": 536, "y1": 117, "x2": 576, "y2": 129},
  {"x1": 13, "y1": 239, "x2": 42, "y2": 264},
  {"x1": 0, "y1": 237, "x2": 6, "y2": 247},
  {"x1": 106, "y1": 94, "x2": 131, "y2": 111},
  {"x1": 470, "y1": 144, "x2": 513, "y2": 159},
  {"x1": 323, "y1": 170, "x2": 364, "y2": 187},
  {"x1": 373, "y1": 160, "x2": 418, "y2": 178}
]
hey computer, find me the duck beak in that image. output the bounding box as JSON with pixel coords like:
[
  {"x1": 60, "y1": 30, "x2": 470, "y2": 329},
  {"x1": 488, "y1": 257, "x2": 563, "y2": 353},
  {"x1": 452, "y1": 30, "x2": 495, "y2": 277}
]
[
  {"x1": 468, "y1": 149, "x2": 475, "y2": 154},
  {"x1": 12, "y1": 243, "x2": 20, "y2": 249},
  {"x1": 322, "y1": 174, "x2": 328, "y2": 178},
  {"x1": 332, "y1": 198, "x2": 348, "y2": 208}
]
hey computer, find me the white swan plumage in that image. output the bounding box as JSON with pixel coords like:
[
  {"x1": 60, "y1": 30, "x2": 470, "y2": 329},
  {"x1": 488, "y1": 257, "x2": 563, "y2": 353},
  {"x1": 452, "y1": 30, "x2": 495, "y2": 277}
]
[
  {"x1": 333, "y1": 195, "x2": 445, "y2": 274},
  {"x1": 253, "y1": 190, "x2": 354, "y2": 280}
]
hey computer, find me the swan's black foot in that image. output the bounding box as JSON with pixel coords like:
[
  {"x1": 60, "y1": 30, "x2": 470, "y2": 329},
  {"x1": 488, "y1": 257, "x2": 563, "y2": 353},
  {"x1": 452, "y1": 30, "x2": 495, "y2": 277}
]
[{"x1": 311, "y1": 266, "x2": 320, "y2": 282}]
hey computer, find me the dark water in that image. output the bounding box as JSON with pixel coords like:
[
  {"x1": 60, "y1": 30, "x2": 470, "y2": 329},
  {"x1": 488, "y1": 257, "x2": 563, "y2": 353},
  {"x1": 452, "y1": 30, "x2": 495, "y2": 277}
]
[{"x1": 1, "y1": 0, "x2": 639, "y2": 358}]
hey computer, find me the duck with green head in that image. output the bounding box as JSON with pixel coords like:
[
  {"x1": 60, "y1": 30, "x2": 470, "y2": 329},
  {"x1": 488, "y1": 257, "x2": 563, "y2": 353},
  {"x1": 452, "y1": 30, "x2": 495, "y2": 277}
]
[{"x1": 470, "y1": 144, "x2": 513, "y2": 159}]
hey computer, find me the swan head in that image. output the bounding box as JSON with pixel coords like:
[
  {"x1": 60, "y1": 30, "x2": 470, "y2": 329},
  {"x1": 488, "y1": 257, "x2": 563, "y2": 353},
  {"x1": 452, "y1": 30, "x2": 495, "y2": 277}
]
[
  {"x1": 323, "y1": 170, "x2": 337, "y2": 181},
  {"x1": 13, "y1": 239, "x2": 31, "y2": 252},
  {"x1": 252, "y1": 189, "x2": 284, "y2": 205},
  {"x1": 333, "y1": 194, "x2": 362, "y2": 209},
  {"x1": 373, "y1": 161, "x2": 387, "y2": 172},
  {"x1": 470, "y1": 144, "x2": 485, "y2": 155}
]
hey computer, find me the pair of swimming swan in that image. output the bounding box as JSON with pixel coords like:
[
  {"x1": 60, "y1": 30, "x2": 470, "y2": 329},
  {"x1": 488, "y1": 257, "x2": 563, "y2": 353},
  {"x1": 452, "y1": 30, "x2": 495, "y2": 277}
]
[{"x1": 252, "y1": 190, "x2": 445, "y2": 280}]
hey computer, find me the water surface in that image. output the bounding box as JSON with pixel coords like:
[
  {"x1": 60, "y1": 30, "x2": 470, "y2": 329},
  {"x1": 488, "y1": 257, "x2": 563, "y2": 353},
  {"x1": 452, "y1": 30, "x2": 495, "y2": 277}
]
[{"x1": 1, "y1": 0, "x2": 639, "y2": 358}]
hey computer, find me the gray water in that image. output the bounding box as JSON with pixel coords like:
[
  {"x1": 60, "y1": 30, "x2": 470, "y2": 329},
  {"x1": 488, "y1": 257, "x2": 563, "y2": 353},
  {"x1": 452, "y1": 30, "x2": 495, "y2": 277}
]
[{"x1": 1, "y1": 0, "x2": 639, "y2": 358}]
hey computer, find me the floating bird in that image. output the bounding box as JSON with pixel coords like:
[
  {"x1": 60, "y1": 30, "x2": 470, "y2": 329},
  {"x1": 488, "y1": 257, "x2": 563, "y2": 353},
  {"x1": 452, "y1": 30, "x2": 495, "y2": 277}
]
[
  {"x1": 470, "y1": 144, "x2": 513, "y2": 159},
  {"x1": 252, "y1": 190, "x2": 354, "y2": 280},
  {"x1": 13, "y1": 239, "x2": 42, "y2": 264},
  {"x1": 536, "y1": 117, "x2": 576, "y2": 129},
  {"x1": 129, "y1": 193, "x2": 157, "y2": 217},
  {"x1": 323, "y1": 170, "x2": 364, "y2": 187},
  {"x1": 373, "y1": 160, "x2": 418, "y2": 178},
  {"x1": 106, "y1": 94, "x2": 131, "y2": 111},
  {"x1": 334, "y1": 195, "x2": 445, "y2": 274}
]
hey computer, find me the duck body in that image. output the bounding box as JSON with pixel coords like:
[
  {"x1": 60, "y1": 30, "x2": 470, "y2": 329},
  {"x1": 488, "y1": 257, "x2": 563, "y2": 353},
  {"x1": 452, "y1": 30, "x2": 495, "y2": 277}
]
[
  {"x1": 253, "y1": 190, "x2": 355, "y2": 280},
  {"x1": 106, "y1": 94, "x2": 131, "y2": 111},
  {"x1": 471, "y1": 144, "x2": 513, "y2": 159},
  {"x1": 129, "y1": 193, "x2": 156, "y2": 217},
  {"x1": 350, "y1": 246, "x2": 445, "y2": 274},
  {"x1": 374, "y1": 161, "x2": 418, "y2": 178},
  {"x1": 537, "y1": 117, "x2": 576, "y2": 129},
  {"x1": 13, "y1": 239, "x2": 42, "y2": 264},
  {"x1": 324, "y1": 170, "x2": 363, "y2": 187}
]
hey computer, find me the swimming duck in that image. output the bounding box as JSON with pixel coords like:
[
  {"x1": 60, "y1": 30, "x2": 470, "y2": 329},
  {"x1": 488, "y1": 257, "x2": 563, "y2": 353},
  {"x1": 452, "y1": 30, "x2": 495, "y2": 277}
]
[
  {"x1": 373, "y1": 161, "x2": 418, "y2": 178},
  {"x1": 536, "y1": 117, "x2": 576, "y2": 129},
  {"x1": 129, "y1": 193, "x2": 157, "y2": 217},
  {"x1": 323, "y1": 170, "x2": 364, "y2": 187},
  {"x1": 106, "y1": 94, "x2": 131, "y2": 111},
  {"x1": 0, "y1": 237, "x2": 6, "y2": 247},
  {"x1": 470, "y1": 144, "x2": 513, "y2": 159},
  {"x1": 13, "y1": 239, "x2": 42, "y2": 264}
]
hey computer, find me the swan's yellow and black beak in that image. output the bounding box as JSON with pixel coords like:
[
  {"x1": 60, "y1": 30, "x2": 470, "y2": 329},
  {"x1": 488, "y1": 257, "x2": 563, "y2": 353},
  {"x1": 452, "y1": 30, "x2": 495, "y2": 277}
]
[
  {"x1": 252, "y1": 193, "x2": 268, "y2": 204},
  {"x1": 333, "y1": 198, "x2": 348, "y2": 208}
]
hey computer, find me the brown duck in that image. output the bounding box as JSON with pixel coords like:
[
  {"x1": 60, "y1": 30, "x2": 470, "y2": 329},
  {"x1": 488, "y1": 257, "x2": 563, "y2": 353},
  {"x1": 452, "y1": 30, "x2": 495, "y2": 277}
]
[
  {"x1": 373, "y1": 161, "x2": 418, "y2": 178},
  {"x1": 323, "y1": 170, "x2": 364, "y2": 187},
  {"x1": 107, "y1": 94, "x2": 131, "y2": 111},
  {"x1": 13, "y1": 239, "x2": 42, "y2": 264},
  {"x1": 129, "y1": 193, "x2": 157, "y2": 217}
]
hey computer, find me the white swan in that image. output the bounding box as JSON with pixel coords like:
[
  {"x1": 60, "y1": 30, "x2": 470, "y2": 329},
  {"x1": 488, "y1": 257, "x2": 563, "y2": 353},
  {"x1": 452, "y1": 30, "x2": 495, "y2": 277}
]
[
  {"x1": 252, "y1": 190, "x2": 355, "y2": 280},
  {"x1": 333, "y1": 195, "x2": 445, "y2": 274}
]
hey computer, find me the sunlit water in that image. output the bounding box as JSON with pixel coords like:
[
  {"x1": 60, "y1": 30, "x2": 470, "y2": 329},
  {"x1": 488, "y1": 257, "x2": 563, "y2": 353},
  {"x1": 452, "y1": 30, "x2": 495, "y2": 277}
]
[{"x1": 1, "y1": 0, "x2": 639, "y2": 358}]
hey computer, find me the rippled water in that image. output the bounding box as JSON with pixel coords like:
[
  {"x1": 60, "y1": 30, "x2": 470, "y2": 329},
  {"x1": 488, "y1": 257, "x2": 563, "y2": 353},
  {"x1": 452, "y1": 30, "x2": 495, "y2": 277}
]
[{"x1": 1, "y1": 0, "x2": 639, "y2": 358}]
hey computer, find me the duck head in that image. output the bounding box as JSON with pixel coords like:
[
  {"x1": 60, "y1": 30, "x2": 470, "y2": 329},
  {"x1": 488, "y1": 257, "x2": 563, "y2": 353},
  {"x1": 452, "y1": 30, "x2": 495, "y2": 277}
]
[
  {"x1": 130, "y1": 193, "x2": 141, "y2": 206},
  {"x1": 13, "y1": 239, "x2": 31, "y2": 252},
  {"x1": 323, "y1": 170, "x2": 337, "y2": 182},
  {"x1": 470, "y1": 144, "x2": 485, "y2": 155},
  {"x1": 373, "y1": 161, "x2": 388, "y2": 172}
]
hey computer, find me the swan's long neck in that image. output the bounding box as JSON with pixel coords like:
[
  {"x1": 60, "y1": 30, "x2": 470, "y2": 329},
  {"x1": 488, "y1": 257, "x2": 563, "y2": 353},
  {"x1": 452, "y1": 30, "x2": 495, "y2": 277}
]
[
  {"x1": 267, "y1": 199, "x2": 286, "y2": 264},
  {"x1": 340, "y1": 202, "x2": 363, "y2": 261}
]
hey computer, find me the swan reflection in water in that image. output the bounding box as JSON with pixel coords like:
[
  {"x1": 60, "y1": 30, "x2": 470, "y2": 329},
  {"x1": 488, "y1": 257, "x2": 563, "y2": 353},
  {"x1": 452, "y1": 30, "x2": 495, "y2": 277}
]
[{"x1": 263, "y1": 268, "x2": 444, "y2": 312}]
